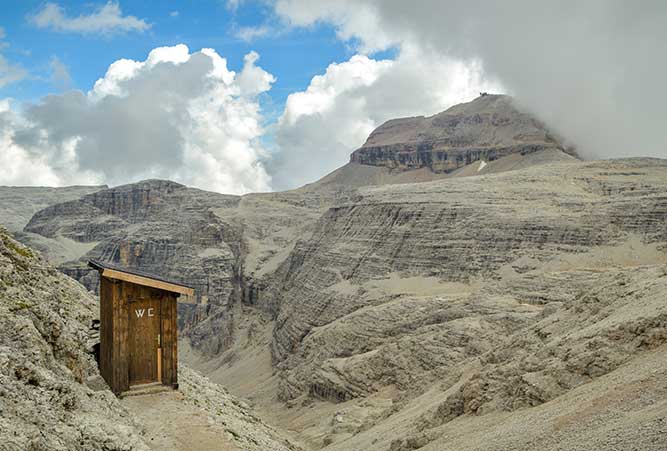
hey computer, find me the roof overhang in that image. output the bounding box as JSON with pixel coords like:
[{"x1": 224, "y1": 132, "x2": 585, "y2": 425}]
[{"x1": 88, "y1": 259, "x2": 195, "y2": 297}]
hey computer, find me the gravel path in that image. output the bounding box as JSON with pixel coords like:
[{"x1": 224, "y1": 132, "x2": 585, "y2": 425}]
[{"x1": 122, "y1": 391, "x2": 238, "y2": 451}]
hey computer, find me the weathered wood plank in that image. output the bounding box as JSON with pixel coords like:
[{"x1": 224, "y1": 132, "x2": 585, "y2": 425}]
[
  {"x1": 171, "y1": 295, "x2": 178, "y2": 386},
  {"x1": 161, "y1": 294, "x2": 170, "y2": 385},
  {"x1": 161, "y1": 294, "x2": 174, "y2": 385},
  {"x1": 101, "y1": 268, "x2": 194, "y2": 296},
  {"x1": 99, "y1": 277, "x2": 113, "y2": 388},
  {"x1": 98, "y1": 273, "x2": 180, "y2": 394},
  {"x1": 114, "y1": 280, "x2": 130, "y2": 392}
]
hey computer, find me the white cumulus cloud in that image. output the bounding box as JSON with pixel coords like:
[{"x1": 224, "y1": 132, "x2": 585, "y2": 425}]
[
  {"x1": 29, "y1": 1, "x2": 150, "y2": 35},
  {"x1": 0, "y1": 45, "x2": 275, "y2": 194}
]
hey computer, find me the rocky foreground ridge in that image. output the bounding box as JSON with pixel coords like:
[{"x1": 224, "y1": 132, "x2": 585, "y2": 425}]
[
  {"x1": 0, "y1": 227, "x2": 148, "y2": 450},
  {"x1": 0, "y1": 227, "x2": 302, "y2": 451}
]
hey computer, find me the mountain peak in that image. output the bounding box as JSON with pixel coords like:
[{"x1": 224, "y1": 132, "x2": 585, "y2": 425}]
[{"x1": 352, "y1": 94, "x2": 575, "y2": 173}]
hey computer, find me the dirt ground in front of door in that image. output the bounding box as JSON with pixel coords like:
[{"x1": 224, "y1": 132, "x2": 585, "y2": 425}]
[{"x1": 122, "y1": 391, "x2": 238, "y2": 451}]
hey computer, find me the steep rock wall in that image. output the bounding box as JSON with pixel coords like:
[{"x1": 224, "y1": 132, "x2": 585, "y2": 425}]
[
  {"x1": 22, "y1": 180, "x2": 244, "y2": 354},
  {"x1": 265, "y1": 159, "x2": 667, "y2": 403}
]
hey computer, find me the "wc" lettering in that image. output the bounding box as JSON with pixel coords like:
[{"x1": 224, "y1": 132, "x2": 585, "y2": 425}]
[{"x1": 134, "y1": 308, "x2": 155, "y2": 318}]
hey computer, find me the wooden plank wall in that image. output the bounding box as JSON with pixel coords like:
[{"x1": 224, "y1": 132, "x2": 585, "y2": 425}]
[
  {"x1": 112, "y1": 280, "x2": 130, "y2": 393},
  {"x1": 99, "y1": 277, "x2": 113, "y2": 388},
  {"x1": 161, "y1": 293, "x2": 178, "y2": 386},
  {"x1": 100, "y1": 277, "x2": 179, "y2": 392}
]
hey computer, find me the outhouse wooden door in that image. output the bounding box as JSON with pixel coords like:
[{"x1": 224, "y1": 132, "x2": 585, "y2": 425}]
[{"x1": 128, "y1": 297, "x2": 161, "y2": 385}]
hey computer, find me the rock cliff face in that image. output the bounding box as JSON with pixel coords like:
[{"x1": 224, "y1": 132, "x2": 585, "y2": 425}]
[
  {"x1": 0, "y1": 227, "x2": 150, "y2": 450},
  {"x1": 14, "y1": 179, "x2": 337, "y2": 356},
  {"x1": 267, "y1": 158, "x2": 667, "y2": 400},
  {"x1": 0, "y1": 185, "x2": 106, "y2": 232},
  {"x1": 22, "y1": 180, "x2": 243, "y2": 354},
  {"x1": 237, "y1": 158, "x2": 667, "y2": 449},
  {"x1": 350, "y1": 94, "x2": 576, "y2": 173}
]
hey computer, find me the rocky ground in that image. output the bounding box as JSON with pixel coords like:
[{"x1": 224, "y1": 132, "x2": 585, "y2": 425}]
[
  {"x1": 190, "y1": 158, "x2": 667, "y2": 450},
  {"x1": 0, "y1": 226, "x2": 149, "y2": 451},
  {"x1": 122, "y1": 367, "x2": 301, "y2": 451}
]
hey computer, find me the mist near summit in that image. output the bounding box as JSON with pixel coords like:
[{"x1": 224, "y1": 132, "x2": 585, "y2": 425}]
[{"x1": 276, "y1": 0, "x2": 667, "y2": 163}]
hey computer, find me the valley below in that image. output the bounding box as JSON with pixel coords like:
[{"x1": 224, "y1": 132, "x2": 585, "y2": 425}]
[{"x1": 2, "y1": 95, "x2": 667, "y2": 450}]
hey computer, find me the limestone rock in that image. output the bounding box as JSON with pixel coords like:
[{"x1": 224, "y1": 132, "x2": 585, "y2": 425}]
[
  {"x1": 0, "y1": 185, "x2": 105, "y2": 232},
  {"x1": 249, "y1": 158, "x2": 667, "y2": 449},
  {"x1": 350, "y1": 94, "x2": 577, "y2": 174},
  {"x1": 3, "y1": 98, "x2": 667, "y2": 451},
  {"x1": 21, "y1": 179, "x2": 243, "y2": 354},
  {"x1": 0, "y1": 227, "x2": 150, "y2": 451}
]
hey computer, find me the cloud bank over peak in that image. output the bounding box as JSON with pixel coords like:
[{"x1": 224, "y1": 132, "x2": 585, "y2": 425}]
[
  {"x1": 2, "y1": 39, "x2": 499, "y2": 192},
  {"x1": 8, "y1": 1, "x2": 662, "y2": 194},
  {"x1": 1, "y1": 45, "x2": 274, "y2": 194},
  {"x1": 274, "y1": 0, "x2": 667, "y2": 161}
]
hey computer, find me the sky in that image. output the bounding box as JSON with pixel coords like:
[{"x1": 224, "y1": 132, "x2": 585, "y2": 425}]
[{"x1": 0, "y1": 1, "x2": 665, "y2": 193}]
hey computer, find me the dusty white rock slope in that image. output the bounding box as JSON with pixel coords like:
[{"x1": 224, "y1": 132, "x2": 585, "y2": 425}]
[
  {"x1": 0, "y1": 227, "x2": 302, "y2": 451},
  {"x1": 122, "y1": 367, "x2": 301, "y2": 451},
  {"x1": 188, "y1": 158, "x2": 667, "y2": 450},
  {"x1": 0, "y1": 226, "x2": 148, "y2": 451}
]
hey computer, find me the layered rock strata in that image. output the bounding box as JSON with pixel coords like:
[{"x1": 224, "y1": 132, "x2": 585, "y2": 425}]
[
  {"x1": 350, "y1": 94, "x2": 576, "y2": 173},
  {"x1": 268, "y1": 159, "x2": 667, "y2": 403},
  {"x1": 22, "y1": 180, "x2": 242, "y2": 354}
]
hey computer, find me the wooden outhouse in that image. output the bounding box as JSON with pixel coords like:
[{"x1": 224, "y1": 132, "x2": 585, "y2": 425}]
[{"x1": 89, "y1": 259, "x2": 194, "y2": 394}]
